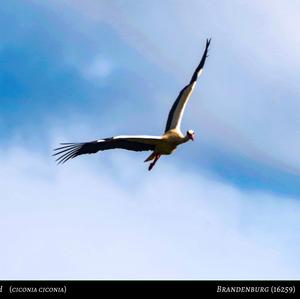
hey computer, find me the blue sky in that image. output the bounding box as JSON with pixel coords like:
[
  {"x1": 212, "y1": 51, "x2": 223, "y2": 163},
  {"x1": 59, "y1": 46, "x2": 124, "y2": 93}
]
[{"x1": 1, "y1": 0, "x2": 300, "y2": 279}]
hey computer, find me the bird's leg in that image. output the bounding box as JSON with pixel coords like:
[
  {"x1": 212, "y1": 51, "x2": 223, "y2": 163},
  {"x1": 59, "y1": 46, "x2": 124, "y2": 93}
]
[{"x1": 148, "y1": 154, "x2": 161, "y2": 171}]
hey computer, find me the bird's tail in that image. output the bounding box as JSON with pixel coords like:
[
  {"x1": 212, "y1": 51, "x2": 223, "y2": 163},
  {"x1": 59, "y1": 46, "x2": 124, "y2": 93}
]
[{"x1": 144, "y1": 152, "x2": 156, "y2": 162}]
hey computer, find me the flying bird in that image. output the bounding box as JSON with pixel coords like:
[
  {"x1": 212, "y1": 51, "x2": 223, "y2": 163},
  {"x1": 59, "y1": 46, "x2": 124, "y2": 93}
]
[{"x1": 53, "y1": 39, "x2": 211, "y2": 171}]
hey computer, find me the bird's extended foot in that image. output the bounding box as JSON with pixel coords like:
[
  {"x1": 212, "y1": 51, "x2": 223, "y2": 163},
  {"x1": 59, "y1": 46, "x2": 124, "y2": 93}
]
[
  {"x1": 148, "y1": 162, "x2": 155, "y2": 171},
  {"x1": 148, "y1": 154, "x2": 161, "y2": 171}
]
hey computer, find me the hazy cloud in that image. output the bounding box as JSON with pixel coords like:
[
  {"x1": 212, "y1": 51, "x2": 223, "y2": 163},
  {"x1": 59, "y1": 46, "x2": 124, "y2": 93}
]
[{"x1": 0, "y1": 141, "x2": 299, "y2": 279}]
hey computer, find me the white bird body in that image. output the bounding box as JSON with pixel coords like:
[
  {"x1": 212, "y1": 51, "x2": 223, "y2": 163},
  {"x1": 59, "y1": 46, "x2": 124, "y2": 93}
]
[
  {"x1": 157, "y1": 130, "x2": 186, "y2": 153},
  {"x1": 54, "y1": 39, "x2": 211, "y2": 170}
]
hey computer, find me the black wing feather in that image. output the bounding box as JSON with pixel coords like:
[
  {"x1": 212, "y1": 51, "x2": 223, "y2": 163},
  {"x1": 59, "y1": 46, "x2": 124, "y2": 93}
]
[
  {"x1": 189, "y1": 38, "x2": 211, "y2": 84},
  {"x1": 53, "y1": 138, "x2": 156, "y2": 164}
]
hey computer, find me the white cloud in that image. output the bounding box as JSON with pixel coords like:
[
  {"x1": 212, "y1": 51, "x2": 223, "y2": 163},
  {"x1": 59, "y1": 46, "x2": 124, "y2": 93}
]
[
  {"x1": 82, "y1": 56, "x2": 114, "y2": 81},
  {"x1": 0, "y1": 142, "x2": 299, "y2": 279}
]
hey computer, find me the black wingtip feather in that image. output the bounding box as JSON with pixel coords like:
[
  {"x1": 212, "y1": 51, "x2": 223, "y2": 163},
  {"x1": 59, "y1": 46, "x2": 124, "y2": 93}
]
[
  {"x1": 53, "y1": 143, "x2": 83, "y2": 164},
  {"x1": 52, "y1": 145, "x2": 79, "y2": 156}
]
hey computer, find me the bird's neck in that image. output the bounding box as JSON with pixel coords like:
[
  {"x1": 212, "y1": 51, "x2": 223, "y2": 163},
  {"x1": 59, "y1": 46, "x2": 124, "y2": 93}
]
[{"x1": 180, "y1": 135, "x2": 190, "y2": 144}]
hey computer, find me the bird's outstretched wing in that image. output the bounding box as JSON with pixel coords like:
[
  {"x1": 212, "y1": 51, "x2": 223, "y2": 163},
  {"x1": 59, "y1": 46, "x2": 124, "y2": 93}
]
[
  {"x1": 165, "y1": 38, "x2": 211, "y2": 132},
  {"x1": 53, "y1": 135, "x2": 162, "y2": 164}
]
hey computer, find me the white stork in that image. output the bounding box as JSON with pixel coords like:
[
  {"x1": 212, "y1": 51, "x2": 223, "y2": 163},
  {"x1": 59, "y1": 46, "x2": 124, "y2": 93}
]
[{"x1": 54, "y1": 39, "x2": 211, "y2": 171}]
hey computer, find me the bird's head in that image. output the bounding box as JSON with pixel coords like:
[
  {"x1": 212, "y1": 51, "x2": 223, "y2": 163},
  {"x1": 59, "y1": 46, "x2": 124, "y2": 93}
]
[{"x1": 187, "y1": 129, "x2": 195, "y2": 141}]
